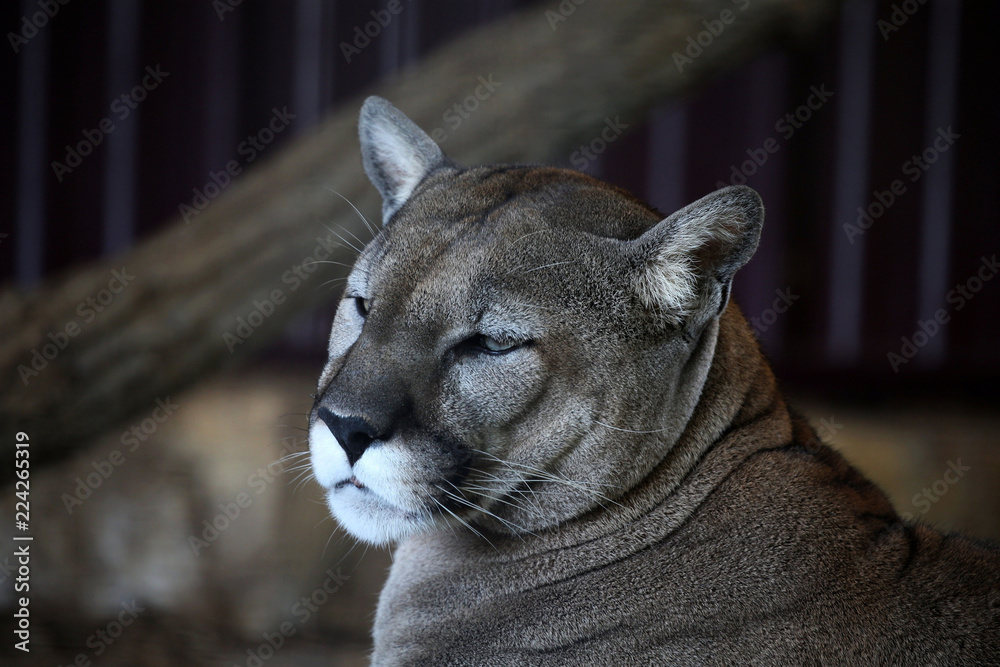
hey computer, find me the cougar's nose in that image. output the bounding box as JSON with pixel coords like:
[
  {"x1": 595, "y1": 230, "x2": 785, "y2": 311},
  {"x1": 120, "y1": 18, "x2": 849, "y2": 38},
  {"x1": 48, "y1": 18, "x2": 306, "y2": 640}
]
[{"x1": 317, "y1": 407, "x2": 383, "y2": 466}]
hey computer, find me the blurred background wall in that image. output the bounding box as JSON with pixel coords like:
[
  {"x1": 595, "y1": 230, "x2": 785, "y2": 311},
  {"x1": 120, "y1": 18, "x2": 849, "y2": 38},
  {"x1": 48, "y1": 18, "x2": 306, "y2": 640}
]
[
  {"x1": 1, "y1": 0, "x2": 998, "y2": 665},
  {"x1": 3, "y1": 0, "x2": 999, "y2": 394}
]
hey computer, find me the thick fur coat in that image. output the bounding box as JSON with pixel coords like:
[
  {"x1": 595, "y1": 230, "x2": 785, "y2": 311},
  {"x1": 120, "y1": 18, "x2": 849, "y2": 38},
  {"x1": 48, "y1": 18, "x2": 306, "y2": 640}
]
[{"x1": 308, "y1": 97, "x2": 1000, "y2": 665}]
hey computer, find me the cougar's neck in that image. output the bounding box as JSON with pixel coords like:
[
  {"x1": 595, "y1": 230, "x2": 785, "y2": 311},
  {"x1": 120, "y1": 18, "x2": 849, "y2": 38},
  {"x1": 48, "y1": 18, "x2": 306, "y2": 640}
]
[
  {"x1": 559, "y1": 303, "x2": 790, "y2": 532},
  {"x1": 561, "y1": 304, "x2": 790, "y2": 543},
  {"x1": 406, "y1": 304, "x2": 791, "y2": 564},
  {"x1": 643, "y1": 303, "x2": 791, "y2": 503}
]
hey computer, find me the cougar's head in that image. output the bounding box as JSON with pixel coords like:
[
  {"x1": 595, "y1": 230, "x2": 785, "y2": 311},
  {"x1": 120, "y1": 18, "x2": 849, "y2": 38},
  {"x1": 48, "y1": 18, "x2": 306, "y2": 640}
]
[{"x1": 309, "y1": 97, "x2": 763, "y2": 545}]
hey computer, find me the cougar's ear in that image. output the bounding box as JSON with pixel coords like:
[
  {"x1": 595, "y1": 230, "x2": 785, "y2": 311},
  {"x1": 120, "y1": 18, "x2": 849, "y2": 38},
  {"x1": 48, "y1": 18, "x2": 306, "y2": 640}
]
[
  {"x1": 359, "y1": 96, "x2": 447, "y2": 223},
  {"x1": 630, "y1": 185, "x2": 763, "y2": 328}
]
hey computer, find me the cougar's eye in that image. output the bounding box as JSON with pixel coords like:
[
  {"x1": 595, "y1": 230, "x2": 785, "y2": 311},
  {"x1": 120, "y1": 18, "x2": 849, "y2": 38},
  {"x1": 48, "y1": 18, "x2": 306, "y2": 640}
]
[
  {"x1": 355, "y1": 297, "x2": 370, "y2": 317},
  {"x1": 473, "y1": 335, "x2": 519, "y2": 355}
]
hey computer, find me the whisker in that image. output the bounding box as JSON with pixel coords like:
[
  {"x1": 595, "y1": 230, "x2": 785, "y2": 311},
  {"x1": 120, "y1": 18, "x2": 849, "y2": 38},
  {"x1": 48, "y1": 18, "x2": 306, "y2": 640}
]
[
  {"x1": 351, "y1": 542, "x2": 372, "y2": 574},
  {"x1": 322, "y1": 525, "x2": 342, "y2": 558},
  {"x1": 341, "y1": 221, "x2": 372, "y2": 251},
  {"x1": 323, "y1": 185, "x2": 378, "y2": 238},
  {"x1": 464, "y1": 471, "x2": 547, "y2": 514},
  {"x1": 319, "y1": 222, "x2": 363, "y2": 254},
  {"x1": 507, "y1": 229, "x2": 547, "y2": 247},
  {"x1": 520, "y1": 260, "x2": 575, "y2": 275},
  {"x1": 275, "y1": 448, "x2": 309, "y2": 462},
  {"x1": 326, "y1": 529, "x2": 360, "y2": 562},
  {"x1": 288, "y1": 466, "x2": 317, "y2": 490},
  {"x1": 294, "y1": 477, "x2": 317, "y2": 494},
  {"x1": 459, "y1": 481, "x2": 544, "y2": 514},
  {"x1": 438, "y1": 482, "x2": 537, "y2": 538},
  {"x1": 469, "y1": 448, "x2": 625, "y2": 512},
  {"x1": 430, "y1": 496, "x2": 499, "y2": 552},
  {"x1": 593, "y1": 419, "x2": 669, "y2": 435},
  {"x1": 475, "y1": 469, "x2": 543, "y2": 506},
  {"x1": 275, "y1": 425, "x2": 309, "y2": 434},
  {"x1": 437, "y1": 485, "x2": 513, "y2": 532},
  {"x1": 472, "y1": 448, "x2": 618, "y2": 490},
  {"x1": 319, "y1": 277, "x2": 349, "y2": 291},
  {"x1": 302, "y1": 259, "x2": 358, "y2": 270}
]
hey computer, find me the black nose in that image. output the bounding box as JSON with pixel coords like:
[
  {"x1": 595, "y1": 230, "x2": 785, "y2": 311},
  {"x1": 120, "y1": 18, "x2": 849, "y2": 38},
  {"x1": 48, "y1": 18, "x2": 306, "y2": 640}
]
[{"x1": 317, "y1": 407, "x2": 382, "y2": 466}]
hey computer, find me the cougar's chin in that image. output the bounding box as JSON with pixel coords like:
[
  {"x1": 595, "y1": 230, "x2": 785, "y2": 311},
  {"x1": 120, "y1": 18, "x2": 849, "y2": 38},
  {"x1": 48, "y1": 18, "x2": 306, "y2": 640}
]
[
  {"x1": 326, "y1": 486, "x2": 434, "y2": 546},
  {"x1": 310, "y1": 427, "x2": 441, "y2": 544}
]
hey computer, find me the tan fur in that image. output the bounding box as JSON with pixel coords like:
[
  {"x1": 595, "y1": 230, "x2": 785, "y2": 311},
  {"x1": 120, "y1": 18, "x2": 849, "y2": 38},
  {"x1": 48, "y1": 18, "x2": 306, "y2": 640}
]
[{"x1": 309, "y1": 98, "x2": 1000, "y2": 665}]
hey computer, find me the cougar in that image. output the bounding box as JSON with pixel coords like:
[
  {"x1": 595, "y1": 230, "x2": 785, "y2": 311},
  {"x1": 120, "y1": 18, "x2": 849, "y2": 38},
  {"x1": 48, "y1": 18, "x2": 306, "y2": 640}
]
[{"x1": 308, "y1": 96, "x2": 1000, "y2": 665}]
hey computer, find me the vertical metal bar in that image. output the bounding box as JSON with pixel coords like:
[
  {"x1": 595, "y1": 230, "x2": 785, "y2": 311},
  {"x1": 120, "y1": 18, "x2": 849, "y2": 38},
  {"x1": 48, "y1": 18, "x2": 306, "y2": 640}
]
[
  {"x1": 915, "y1": 0, "x2": 962, "y2": 367},
  {"x1": 826, "y1": 0, "x2": 877, "y2": 363},
  {"x1": 202, "y1": 4, "x2": 239, "y2": 174},
  {"x1": 379, "y1": 1, "x2": 401, "y2": 77},
  {"x1": 101, "y1": 0, "x2": 140, "y2": 256},
  {"x1": 645, "y1": 103, "x2": 687, "y2": 217},
  {"x1": 15, "y1": 0, "x2": 49, "y2": 286},
  {"x1": 294, "y1": 0, "x2": 324, "y2": 134},
  {"x1": 291, "y1": 0, "x2": 328, "y2": 353}
]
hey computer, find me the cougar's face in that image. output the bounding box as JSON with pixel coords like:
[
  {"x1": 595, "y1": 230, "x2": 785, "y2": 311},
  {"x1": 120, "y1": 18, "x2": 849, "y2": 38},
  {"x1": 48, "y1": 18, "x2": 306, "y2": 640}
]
[
  {"x1": 309, "y1": 97, "x2": 761, "y2": 545},
  {"x1": 309, "y1": 168, "x2": 665, "y2": 544}
]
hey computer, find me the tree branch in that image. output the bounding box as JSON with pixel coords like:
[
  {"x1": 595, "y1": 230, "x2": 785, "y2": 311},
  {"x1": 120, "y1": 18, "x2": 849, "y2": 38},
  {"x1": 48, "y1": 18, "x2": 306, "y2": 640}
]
[{"x1": 0, "y1": 0, "x2": 838, "y2": 480}]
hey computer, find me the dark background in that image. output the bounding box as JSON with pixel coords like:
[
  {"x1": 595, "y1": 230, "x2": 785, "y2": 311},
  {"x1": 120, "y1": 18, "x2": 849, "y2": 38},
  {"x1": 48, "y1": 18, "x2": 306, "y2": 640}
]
[{"x1": 3, "y1": 0, "x2": 998, "y2": 401}]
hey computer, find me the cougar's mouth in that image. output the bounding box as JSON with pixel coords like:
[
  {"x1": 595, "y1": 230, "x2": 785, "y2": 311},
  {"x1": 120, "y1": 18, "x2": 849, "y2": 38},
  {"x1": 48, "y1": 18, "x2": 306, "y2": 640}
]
[
  {"x1": 315, "y1": 424, "x2": 488, "y2": 542},
  {"x1": 333, "y1": 475, "x2": 366, "y2": 490}
]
